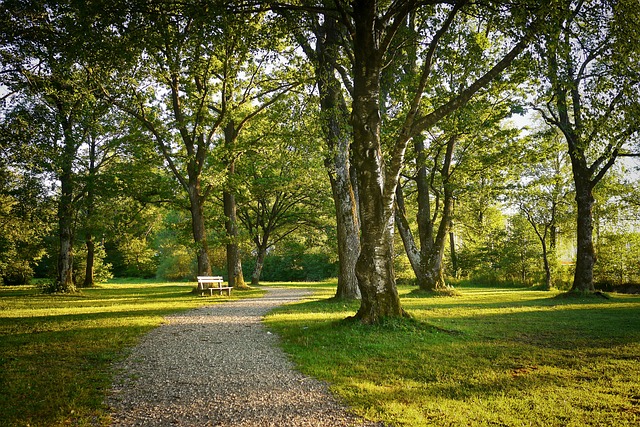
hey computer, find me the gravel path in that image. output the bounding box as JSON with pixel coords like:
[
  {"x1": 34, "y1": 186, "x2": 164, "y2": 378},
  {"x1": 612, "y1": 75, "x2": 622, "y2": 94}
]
[{"x1": 107, "y1": 287, "x2": 383, "y2": 427}]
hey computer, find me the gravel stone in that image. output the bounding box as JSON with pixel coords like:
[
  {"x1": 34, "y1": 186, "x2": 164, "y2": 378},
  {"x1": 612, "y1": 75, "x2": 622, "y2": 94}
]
[{"x1": 107, "y1": 287, "x2": 384, "y2": 426}]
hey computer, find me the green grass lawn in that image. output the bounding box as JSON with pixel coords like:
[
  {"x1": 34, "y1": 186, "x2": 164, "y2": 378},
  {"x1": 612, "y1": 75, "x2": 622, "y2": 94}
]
[
  {"x1": 264, "y1": 282, "x2": 640, "y2": 426},
  {"x1": 2, "y1": 280, "x2": 638, "y2": 427},
  {"x1": 0, "y1": 279, "x2": 264, "y2": 427}
]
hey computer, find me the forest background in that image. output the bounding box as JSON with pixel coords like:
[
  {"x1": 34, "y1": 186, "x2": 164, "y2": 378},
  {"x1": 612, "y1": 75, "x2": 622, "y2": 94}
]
[{"x1": 1, "y1": 0, "x2": 639, "y2": 308}]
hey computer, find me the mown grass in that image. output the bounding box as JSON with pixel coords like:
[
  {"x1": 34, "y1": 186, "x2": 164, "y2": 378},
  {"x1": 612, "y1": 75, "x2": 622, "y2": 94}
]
[
  {"x1": 264, "y1": 282, "x2": 640, "y2": 426},
  {"x1": 0, "y1": 279, "x2": 264, "y2": 427}
]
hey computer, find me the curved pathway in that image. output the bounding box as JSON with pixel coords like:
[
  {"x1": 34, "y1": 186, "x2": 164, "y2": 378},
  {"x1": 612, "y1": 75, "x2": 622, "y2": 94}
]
[{"x1": 107, "y1": 287, "x2": 383, "y2": 426}]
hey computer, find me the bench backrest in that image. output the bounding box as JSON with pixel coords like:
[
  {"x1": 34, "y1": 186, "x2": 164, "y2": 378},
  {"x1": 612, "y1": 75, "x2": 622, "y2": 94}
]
[{"x1": 197, "y1": 276, "x2": 223, "y2": 281}]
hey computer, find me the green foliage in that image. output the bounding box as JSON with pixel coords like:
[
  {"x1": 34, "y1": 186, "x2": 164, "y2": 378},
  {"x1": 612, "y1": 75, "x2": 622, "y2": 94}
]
[
  {"x1": 266, "y1": 284, "x2": 640, "y2": 426},
  {"x1": 0, "y1": 170, "x2": 52, "y2": 286},
  {"x1": 592, "y1": 170, "x2": 640, "y2": 285},
  {"x1": 595, "y1": 231, "x2": 640, "y2": 285},
  {"x1": 154, "y1": 211, "x2": 197, "y2": 281},
  {"x1": 243, "y1": 251, "x2": 338, "y2": 282},
  {"x1": 73, "y1": 243, "x2": 114, "y2": 286},
  {"x1": 155, "y1": 246, "x2": 196, "y2": 282},
  {"x1": 113, "y1": 236, "x2": 159, "y2": 278}
]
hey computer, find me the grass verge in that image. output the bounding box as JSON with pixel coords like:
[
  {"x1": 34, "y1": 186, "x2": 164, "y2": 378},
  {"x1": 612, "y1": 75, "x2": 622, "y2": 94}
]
[
  {"x1": 0, "y1": 279, "x2": 264, "y2": 427},
  {"x1": 264, "y1": 282, "x2": 640, "y2": 426}
]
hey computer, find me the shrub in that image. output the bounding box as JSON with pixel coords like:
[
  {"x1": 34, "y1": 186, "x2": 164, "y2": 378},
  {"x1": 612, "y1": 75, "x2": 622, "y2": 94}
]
[{"x1": 1, "y1": 260, "x2": 34, "y2": 286}]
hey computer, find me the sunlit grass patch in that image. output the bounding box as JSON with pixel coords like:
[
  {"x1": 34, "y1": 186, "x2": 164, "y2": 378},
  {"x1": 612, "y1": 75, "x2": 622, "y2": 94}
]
[
  {"x1": 265, "y1": 284, "x2": 640, "y2": 426},
  {"x1": 0, "y1": 279, "x2": 264, "y2": 427}
]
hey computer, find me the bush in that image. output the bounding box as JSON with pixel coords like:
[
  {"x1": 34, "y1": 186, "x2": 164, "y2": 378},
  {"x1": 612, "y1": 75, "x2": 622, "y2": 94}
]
[
  {"x1": 156, "y1": 245, "x2": 196, "y2": 281},
  {"x1": 242, "y1": 252, "x2": 338, "y2": 282},
  {"x1": 1, "y1": 260, "x2": 34, "y2": 286}
]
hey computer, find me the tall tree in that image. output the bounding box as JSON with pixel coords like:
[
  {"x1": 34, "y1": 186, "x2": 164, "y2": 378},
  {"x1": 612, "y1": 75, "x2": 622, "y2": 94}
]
[
  {"x1": 99, "y1": 3, "x2": 226, "y2": 276},
  {"x1": 74, "y1": 103, "x2": 128, "y2": 286},
  {"x1": 235, "y1": 100, "x2": 332, "y2": 285},
  {"x1": 395, "y1": 93, "x2": 525, "y2": 292},
  {"x1": 0, "y1": 0, "x2": 104, "y2": 292},
  {"x1": 287, "y1": 7, "x2": 362, "y2": 300},
  {"x1": 534, "y1": 0, "x2": 640, "y2": 292},
  {"x1": 101, "y1": 3, "x2": 300, "y2": 279},
  {"x1": 514, "y1": 130, "x2": 572, "y2": 290},
  {"x1": 336, "y1": 0, "x2": 538, "y2": 322},
  {"x1": 218, "y1": 13, "x2": 302, "y2": 288}
]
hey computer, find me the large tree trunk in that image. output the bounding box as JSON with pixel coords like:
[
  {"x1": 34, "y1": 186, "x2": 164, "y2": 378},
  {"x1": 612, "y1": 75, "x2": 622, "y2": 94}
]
[
  {"x1": 541, "y1": 239, "x2": 551, "y2": 290},
  {"x1": 315, "y1": 15, "x2": 361, "y2": 300},
  {"x1": 351, "y1": 143, "x2": 405, "y2": 320},
  {"x1": 354, "y1": 204, "x2": 404, "y2": 322},
  {"x1": 349, "y1": 1, "x2": 406, "y2": 322},
  {"x1": 224, "y1": 121, "x2": 247, "y2": 289},
  {"x1": 423, "y1": 234, "x2": 448, "y2": 290},
  {"x1": 187, "y1": 179, "x2": 211, "y2": 276},
  {"x1": 420, "y1": 137, "x2": 455, "y2": 291},
  {"x1": 571, "y1": 179, "x2": 596, "y2": 292},
  {"x1": 224, "y1": 190, "x2": 246, "y2": 288},
  {"x1": 414, "y1": 137, "x2": 435, "y2": 290},
  {"x1": 396, "y1": 136, "x2": 455, "y2": 292},
  {"x1": 420, "y1": 200, "x2": 453, "y2": 291},
  {"x1": 449, "y1": 229, "x2": 457, "y2": 276},
  {"x1": 56, "y1": 126, "x2": 76, "y2": 293}
]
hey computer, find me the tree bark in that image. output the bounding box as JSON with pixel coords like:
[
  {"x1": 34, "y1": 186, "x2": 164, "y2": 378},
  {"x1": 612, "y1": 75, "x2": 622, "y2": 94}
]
[
  {"x1": 449, "y1": 229, "x2": 457, "y2": 276},
  {"x1": 187, "y1": 178, "x2": 211, "y2": 276},
  {"x1": 396, "y1": 136, "x2": 455, "y2": 291},
  {"x1": 421, "y1": 137, "x2": 456, "y2": 291},
  {"x1": 541, "y1": 239, "x2": 551, "y2": 290},
  {"x1": 571, "y1": 179, "x2": 596, "y2": 292},
  {"x1": 350, "y1": 0, "x2": 406, "y2": 323},
  {"x1": 395, "y1": 186, "x2": 422, "y2": 279},
  {"x1": 251, "y1": 242, "x2": 268, "y2": 286},
  {"x1": 56, "y1": 120, "x2": 76, "y2": 293},
  {"x1": 224, "y1": 190, "x2": 246, "y2": 288},
  {"x1": 315, "y1": 15, "x2": 361, "y2": 300},
  {"x1": 331, "y1": 173, "x2": 361, "y2": 299},
  {"x1": 83, "y1": 234, "x2": 95, "y2": 287},
  {"x1": 83, "y1": 136, "x2": 97, "y2": 288},
  {"x1": 224, "y1": 121, "x2": 247, "y2": 288}
]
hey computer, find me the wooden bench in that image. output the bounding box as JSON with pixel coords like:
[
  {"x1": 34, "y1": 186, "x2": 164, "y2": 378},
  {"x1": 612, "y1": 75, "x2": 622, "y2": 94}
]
[{"x1": 197, "y1": 276, "x2": 232, "y2": 296}]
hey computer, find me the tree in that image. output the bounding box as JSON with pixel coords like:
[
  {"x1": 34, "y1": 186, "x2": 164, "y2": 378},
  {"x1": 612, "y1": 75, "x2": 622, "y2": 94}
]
[
  {"x1": 236, "y1": 98, "x2": 333, "y2": 285},
  {"x1": 286, "y1": 6, "x2": 362, "y2": 299},
  {"x1": 514, "y1": 130, "x2": 572, "y2": 289},
  {"x1": 329, "y1": 1, "x2": 540, "y2": 322},
  {"x1": 217, "y1": 13, "x2": 303, "y2": 288},
  {"x1": 0, "y1": 159, "x2": 53, "y2": 285},
  {"x1": 534, "y1": 0, "x2": 640, "y2": 292},
  {"x1": 101, "y1": 3, "x2": 301, "y2": 280},
  {"x1": 0, "y1": 0, "x2": 105, "y2": 292},
  {"x1": 592, "y1": 169, "x2": 640, "y2": 285},
  {"x1": 395, "y1": 90, "x2": 526, "y2": 292},
  {"x1": 73, "y1": 103, "x2": 130, "y2": 286}
]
